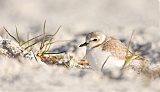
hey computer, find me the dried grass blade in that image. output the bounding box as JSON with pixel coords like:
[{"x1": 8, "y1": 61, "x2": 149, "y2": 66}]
[
  {"x1": 45, "y1": 40, "x2": 70, "y2": 46},
  {"x1": 21, "y1": 33, "x2": 44, "y2": 46},
  {"x1": 3, "y1": 26, "x2": 18, "y2": 43},
  {"x1": 25, "y1": 41, "x2": 40, "y2": 50},
  {"x1": 127, "y1": 30, "x2": 135, "y2": 55},
  {"x1": 31, "y1": 50, "x2": 38, "y2": 62},
  {"x1": 40, "y1": 21, "x2": 46, "y2": 49},
  {"x1": 47, "y1": 25, "x2": 61, "y2": 37},
  {"x1": 44, "y1": 51, "x2": 66, "y2": 54},
  {"x1": 15, "y1": 25, "x2": 21, "y2": 44},
  {"x1": 101, "y1": 56, "x2": 110, "y2": 71},
  {"x1": 44, "y1": 25, "x2": 61, "y2": 52}
]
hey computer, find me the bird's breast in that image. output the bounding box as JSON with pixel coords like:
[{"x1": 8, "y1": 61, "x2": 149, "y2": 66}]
[{"x1": 86, "y1": 47, "x2": 125, "y2": 71}]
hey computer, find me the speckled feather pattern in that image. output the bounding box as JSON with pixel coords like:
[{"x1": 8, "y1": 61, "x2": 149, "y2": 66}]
[{"x1": 101, "y1": 36, "x2": 129, "y2": 60}]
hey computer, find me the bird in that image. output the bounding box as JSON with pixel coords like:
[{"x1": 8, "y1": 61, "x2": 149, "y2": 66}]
[
  {"x1": 79, "y1": 32, "x2": 132, "y2": 71},
  {"x1": 79, "y1": 32, "x2": 157, "y2": 79}
]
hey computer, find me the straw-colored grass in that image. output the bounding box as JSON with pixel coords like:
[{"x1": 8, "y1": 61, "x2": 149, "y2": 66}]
[{"x1": 3, "y1": 21, "x2": 70, "y2": 67}]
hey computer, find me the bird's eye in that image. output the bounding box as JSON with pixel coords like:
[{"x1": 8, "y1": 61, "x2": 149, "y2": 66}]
[{"x1": 93, "y1": 39, "x2": 97, "y2": 41}]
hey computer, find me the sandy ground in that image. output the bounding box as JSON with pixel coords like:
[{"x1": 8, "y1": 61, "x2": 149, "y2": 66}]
[{"x1": 0, "y1": 0, "x2": 160, "y2": 92}]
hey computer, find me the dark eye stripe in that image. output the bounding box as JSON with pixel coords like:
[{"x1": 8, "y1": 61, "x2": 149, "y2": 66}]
[{"x1": 93, "y1": 39, "x2": 97, "y2": 41}]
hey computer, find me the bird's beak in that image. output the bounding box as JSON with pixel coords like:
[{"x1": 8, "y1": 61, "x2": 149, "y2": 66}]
[{"x1": 79, "y1": 42, "x2": 89, "y2": 47}]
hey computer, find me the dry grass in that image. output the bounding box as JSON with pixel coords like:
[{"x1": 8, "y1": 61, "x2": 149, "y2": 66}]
[{"x1": 3, "y1": 21, "x2": 71, "y2": 68}]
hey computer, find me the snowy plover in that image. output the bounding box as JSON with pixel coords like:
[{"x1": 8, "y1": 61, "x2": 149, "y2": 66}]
[{"x1": 79, "y1": 32, "x2": 132, "y2": 71}]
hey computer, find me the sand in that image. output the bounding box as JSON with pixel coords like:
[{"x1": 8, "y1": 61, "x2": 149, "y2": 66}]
[{"x1": 0, "y1": 0, "x2": 160, "y2": 92}]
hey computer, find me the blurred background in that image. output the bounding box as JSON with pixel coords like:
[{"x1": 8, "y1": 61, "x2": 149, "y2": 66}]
[
  {"x1": 0, "y1": 0, "x2": 158, "y2": 34},
  {"x1": 0, "y1": 0, "x2": 159, "y2": 60}
]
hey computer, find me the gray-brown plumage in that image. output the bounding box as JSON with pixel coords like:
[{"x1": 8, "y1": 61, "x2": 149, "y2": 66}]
[
  {"x1": 92, "y1": 36, "x2": 132, "y2": 60},
  {"x1": 103, "y1": 37, "x2": 129, "y2": 60},
  {"x1": 79, "y1": 32, "x2": 152, "y2": 74}
]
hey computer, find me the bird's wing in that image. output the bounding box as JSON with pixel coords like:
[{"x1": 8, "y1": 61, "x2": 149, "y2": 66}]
[{"x1": 102, "y1": 37, "x2": 131, "y2": 60}]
